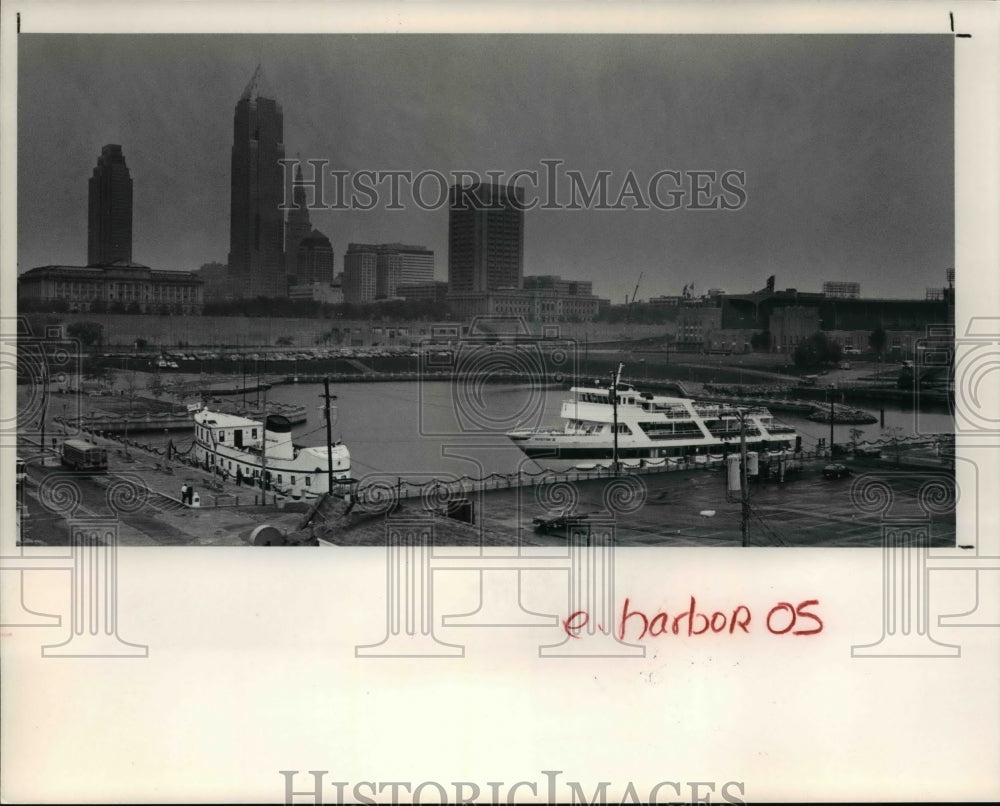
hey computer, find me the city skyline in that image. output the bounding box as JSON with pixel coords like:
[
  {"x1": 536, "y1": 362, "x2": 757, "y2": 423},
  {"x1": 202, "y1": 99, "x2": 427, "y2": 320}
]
[
  {"x1": 17, "y1": 34, "x2": 953, "y2": 302},
  {"x1": 87, "y1": 143, "x2": 133, "y2": 266},
  {"x1": 227, "y1": 64, "x2": 286, "y2": 299},
  {"x1": 448, "y1": 181, "x2": 525, "y2": 294},
  {"x1": 284, "y1": 163, "x2": 318, "y2": 287}
]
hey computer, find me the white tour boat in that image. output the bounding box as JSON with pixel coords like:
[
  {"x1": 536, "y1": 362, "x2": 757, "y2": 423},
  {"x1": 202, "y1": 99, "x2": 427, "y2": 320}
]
[
  {"x1": 192, "y1": 408, "x2": 351, "y2": 499},
  {"x1": 506, "y1": 373, "x2": 800, "y2": 472}
]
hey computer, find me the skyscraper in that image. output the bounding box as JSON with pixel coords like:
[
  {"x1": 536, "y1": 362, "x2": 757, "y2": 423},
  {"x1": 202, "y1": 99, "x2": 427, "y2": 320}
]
[
  {"x1": 375, "y1": 251, "x2": 401, "y2": 299},
  {"x1": 87, "y1": 144, "x2": 133, "y2": 266},
  {"x1": 284, "y1": 162, "x2": 313, "y2": 287},
  {"x1": 343, "y1": 244, "x2": 378, "y2": 304},
  {"x1": 448, "y1": 182, "x2": 524, "y2": 294},
  {"x1": 386, "y1": 243, "x2": 435, "y2": 287},
  {"x1": 296, "y1": 229, "x2": 334, "y2": 286},
  {"x1": 228, "y1": 65, "x2": 286, "y2": 298},
  {"x1": 344, "y1": 243, "x2": 435, "y2": 299}
]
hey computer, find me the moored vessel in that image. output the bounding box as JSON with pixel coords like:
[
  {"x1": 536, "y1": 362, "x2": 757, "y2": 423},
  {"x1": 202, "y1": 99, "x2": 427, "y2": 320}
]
[
  {"x1": 506, "y1": 372, "x2": 800, "y2": 472},
  {"x1": 192, "y1": 409, "x2": 350, "y2": 499}
]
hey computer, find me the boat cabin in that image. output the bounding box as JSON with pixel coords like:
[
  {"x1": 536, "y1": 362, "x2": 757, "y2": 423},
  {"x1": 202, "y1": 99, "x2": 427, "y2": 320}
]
[{"x1": 195, "y1": 411, "x2": 261, "y2": 450}]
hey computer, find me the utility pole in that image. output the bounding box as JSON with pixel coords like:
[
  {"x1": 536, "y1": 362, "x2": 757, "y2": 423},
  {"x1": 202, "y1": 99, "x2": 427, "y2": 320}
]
[
  {"x1": 739, "y1": 410, "x2": 749, "y2": 547},
  {"x1": 829, "y1": 392, "x2": 835, "y2": 458},
  {"x1": 323, "y1": 377, "x2": 335, "y2": 493},
  {"x1": 260, "y1": 384, "x2": 268, "y2": 493},
  {"x1": 609, "y1": 363, "x2": 623, "y2": 475},
  {"x1": 40, "y1": 380, "x2": 48, "y2": 457}
]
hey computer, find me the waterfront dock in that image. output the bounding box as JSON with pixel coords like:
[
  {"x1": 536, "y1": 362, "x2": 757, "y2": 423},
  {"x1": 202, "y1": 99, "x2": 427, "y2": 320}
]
[
  {"x1": 19, "y1": 368, "x2": 954, "y2": 548},
  {"x1": 18, "y1": 416, "x2": 954, "y2": 549},
  {"x1": 292, "y1": 449, "x2": 955, "y2": 548},
  {"x1": 17, "y1": 419, "x2": 308, "y2": 547},
  {"x1": 50, "y1": 388, "x2": 308, "y2": 434}
]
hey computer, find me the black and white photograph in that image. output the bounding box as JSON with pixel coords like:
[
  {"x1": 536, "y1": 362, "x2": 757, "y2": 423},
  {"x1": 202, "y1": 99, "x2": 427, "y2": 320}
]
[
  {"x1": 13, "y1": 27, "x2": 959, "y2": 548},
  {"x1": 2, "y1": 2, "x2": 998, "y2": 804}
]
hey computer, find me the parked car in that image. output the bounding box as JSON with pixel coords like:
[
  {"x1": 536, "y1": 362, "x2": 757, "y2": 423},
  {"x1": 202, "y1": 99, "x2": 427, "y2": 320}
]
[{"x1": 822, "y1": 463, "x2": 851, "y2": 479}]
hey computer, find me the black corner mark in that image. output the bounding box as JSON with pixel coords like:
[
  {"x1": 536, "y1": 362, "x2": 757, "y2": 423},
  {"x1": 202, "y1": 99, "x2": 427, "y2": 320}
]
[
  {"x1": 17, "y1": 12, "x2": 21, "y2": 33},
  {"x1": 949, "y1": 11, "x2": 954, "y2": 32},
  {"x1": 956, "y1": 33, "x2": 972, "y2": 38}
]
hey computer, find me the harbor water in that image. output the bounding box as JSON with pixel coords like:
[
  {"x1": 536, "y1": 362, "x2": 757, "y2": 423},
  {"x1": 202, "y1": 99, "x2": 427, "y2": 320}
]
[{"x1": 225, "y1": 381, "x2": 954, "y2": 480}]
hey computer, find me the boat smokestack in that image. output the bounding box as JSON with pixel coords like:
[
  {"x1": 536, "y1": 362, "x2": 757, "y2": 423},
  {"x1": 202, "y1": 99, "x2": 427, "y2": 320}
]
[{"x1": 264, "y1": 414, "x2": 295, "y2": 460}]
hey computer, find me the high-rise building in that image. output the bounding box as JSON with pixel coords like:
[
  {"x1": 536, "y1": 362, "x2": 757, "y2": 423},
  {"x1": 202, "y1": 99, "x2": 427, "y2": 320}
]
[
  {"x1": 343, "y1": 244, "x2": 377, "y2": 304},
  {"x1": 87, "y1": 144, "x2": 133, "y2": 266},
  {"x1": 344, "y1": 242, "x2": 434, "y2": 299},
  {"x1": 296, "y1": 229, "x2": 334, "y2": 286},
  {"x1": 448, "y1": 182, "x2": 524, "y2": 294},
  {"x1": 389, "y1": 243, "x2": 434, "y2": 287},
  {"x1": 284, "y1": 162, "x2": 313, "y2": 286},
  {"x1": 376, "y1": 251, "x2": 402, "y2": 299},
  {"x1": 227, "y1": 65, "x2": 286, "y2": 298}
]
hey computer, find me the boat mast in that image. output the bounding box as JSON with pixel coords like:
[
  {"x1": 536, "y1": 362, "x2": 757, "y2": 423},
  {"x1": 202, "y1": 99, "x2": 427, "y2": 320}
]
[{"x1": 323, "y1": 376, "x2": 334, "y2": 493}]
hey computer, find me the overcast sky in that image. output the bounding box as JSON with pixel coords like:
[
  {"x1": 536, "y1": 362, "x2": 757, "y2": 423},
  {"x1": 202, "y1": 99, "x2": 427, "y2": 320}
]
[{"x1": 17, "y1": 33, "x2": 953, "y2": 302}]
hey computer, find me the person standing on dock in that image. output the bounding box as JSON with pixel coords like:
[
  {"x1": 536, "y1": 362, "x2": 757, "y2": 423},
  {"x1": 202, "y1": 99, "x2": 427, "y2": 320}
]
[
  {"x1": 236, "y1": 467, "x2": 243, "y2": 487},
  {"x1": 180, "y1": 483, "x2": 190, "y2": 505}
]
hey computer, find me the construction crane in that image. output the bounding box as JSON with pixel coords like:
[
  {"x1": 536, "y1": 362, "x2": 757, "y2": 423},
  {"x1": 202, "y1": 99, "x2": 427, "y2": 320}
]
[{"x1": 624, "y1": 272, "x2": 643, "y2": 321}]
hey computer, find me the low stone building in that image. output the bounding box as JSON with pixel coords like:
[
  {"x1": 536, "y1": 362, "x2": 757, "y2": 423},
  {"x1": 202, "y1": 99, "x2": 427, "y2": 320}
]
[{"x1": 18, "y1": 262, "x2": 204, "y2": 314}]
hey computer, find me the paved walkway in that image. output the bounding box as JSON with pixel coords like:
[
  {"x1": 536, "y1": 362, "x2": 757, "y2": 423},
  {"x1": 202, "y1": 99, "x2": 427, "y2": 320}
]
[
  {"x1": 307, "y1": 455, "x2": 955, "y2": 548},
  {"x1": 19, "y1": 427, "x2": 305, "y2": 546}
]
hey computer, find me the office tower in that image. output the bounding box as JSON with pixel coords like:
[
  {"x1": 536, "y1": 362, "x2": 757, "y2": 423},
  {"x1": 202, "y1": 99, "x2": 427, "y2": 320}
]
[
  {"x1": 374, "y1": 244, "x2": 435, "y2": 298},
  {"x1": 448, "y1": 182, "x2": 524, "y2": 293},
  {"x1": 389, "y1": 244, "x2": 434, "y2": 287},
  {"x1": 296, "y1": 229, "x2": 334, "y2": 286},
  {"x1": 344, "y1": 243, "x2": 434, "y2": 300},
  {"x1": 375, "y1": 251, "x2": 401, "y2": 299},
  {"x1": 87, "y1": 144, "x2": 133, "y2": 266},
  {"x1": 343, "y1": 244, "x2": 378, "y2": 304},
  {"x1": 227, "y1": 65, "x2": 286, "y2": 298},
  {"x1": 284, "y1": 162, "x2": 313, "y2": 286}
]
